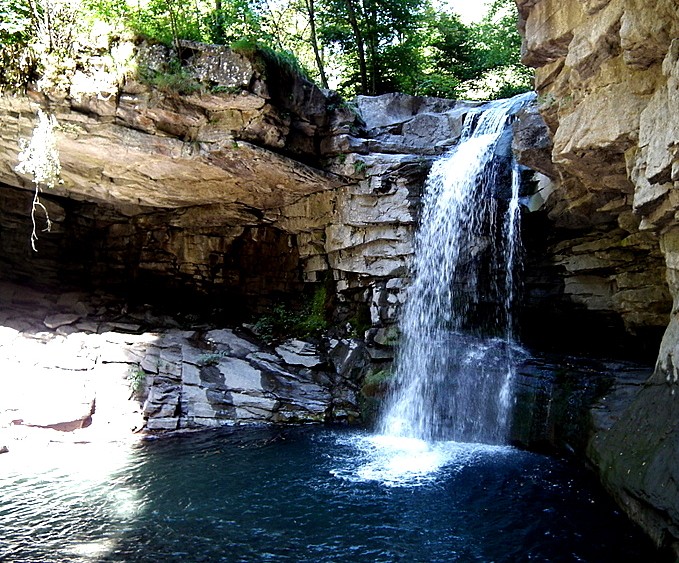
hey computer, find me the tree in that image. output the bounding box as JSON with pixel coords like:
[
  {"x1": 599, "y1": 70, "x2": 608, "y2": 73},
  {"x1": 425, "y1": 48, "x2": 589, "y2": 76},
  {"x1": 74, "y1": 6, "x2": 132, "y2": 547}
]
[
  {"x1": 465, "y1": 0, "x2": 533, "y2": 99},
  {"x1": 304, "y1": 0, "x2": 329, "y2": 88},
  {"x1": 0, "y1": 0, "x2": 35, "y2": 90},
  {"x1": 428, "y1": 11, "x2": 480, "y2": 82},
  {"x1": 1, "y1": 0, "x2": 532, "y2": 100},
  {"x1": 315, "y1": 0, "x2": 426, "y2": 96},
  {"x1": 410, "y1": 9, "x2": 475, "y2": 99}
]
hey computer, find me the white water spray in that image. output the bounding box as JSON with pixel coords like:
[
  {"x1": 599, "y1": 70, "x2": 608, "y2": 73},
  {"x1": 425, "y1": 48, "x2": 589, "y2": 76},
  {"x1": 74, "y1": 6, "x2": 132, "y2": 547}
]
[{"x1": 379, "y1": 94, "x2": 533, "y2": 444}]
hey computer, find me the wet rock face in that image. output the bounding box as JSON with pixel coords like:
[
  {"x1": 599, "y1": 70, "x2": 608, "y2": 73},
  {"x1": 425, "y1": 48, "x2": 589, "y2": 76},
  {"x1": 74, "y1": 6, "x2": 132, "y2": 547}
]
[
  {"x1": 511, "y1": 353, "x2": 652, "y2": 455},
  {"x1": 589, "y1": 380, "x2": 679, "y2": 556},
  {"x1": 515, "y1": 0, "x2": 679, "y2": 554}
]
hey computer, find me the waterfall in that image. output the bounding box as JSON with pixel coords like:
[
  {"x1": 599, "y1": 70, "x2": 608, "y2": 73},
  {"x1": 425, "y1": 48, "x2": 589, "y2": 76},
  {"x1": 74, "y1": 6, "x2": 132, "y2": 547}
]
[{"x1": 379, "y1": 94, "x2": 533, "y2": 444}]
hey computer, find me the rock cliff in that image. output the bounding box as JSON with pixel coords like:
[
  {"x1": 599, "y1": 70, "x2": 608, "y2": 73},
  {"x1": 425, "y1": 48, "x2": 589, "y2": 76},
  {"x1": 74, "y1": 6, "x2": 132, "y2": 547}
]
[
  {"x1": 2, "y1": 22, "x2": 676, "y2": 554},
  {"x1": 0, "y1": 40, "x2": 483, "y2": 435},
  {"x1": 516, "y1": 0, "x2": 679, "y2": 555},
  {"x1": 0, "y1": 39, "x2": 495, "y2": 361}
]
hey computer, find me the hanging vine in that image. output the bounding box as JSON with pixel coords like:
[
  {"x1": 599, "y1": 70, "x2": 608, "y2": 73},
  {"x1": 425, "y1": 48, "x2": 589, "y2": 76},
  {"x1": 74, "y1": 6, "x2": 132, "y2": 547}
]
[{"x1": 14, "y1": 109, "x2": 61, "y2": 251}]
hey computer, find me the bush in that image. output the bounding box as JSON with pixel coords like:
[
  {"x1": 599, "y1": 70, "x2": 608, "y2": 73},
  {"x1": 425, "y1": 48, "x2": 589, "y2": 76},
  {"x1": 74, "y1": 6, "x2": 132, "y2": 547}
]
[
  {"x1": 139, "y1": 59, "x2": 203, "y2": 95},
  {"x1": 128, "y1": 365, "x2": 147, "y2": 397},
  {"x1": 253, "y1": 286, "x2": 329, "y2": 343}
]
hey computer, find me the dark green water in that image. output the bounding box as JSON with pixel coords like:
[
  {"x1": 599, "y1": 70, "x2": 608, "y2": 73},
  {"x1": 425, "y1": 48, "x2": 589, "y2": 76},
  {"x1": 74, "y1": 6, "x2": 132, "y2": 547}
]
[{"x1": 0, "y1": 427, "x2": 661, "y2": 562}]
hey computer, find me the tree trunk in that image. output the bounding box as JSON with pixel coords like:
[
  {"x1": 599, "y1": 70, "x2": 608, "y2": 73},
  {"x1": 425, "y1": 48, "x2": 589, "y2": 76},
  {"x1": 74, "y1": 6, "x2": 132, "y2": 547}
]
[
  {"x1": 364, "y1": 0, "x2": 378, "y2": 94},
  {"x1": 343, "y1": 0, "x2": 368, "y2": 94},
  {"x1": 305, "y1": 0, "x2": 329, "y2": 89}
]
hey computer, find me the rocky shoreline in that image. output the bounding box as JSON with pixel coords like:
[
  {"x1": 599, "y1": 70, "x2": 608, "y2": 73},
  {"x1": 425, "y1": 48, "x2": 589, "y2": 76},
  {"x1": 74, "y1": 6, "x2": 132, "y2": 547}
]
[{"x1": 0, "y1": 279, "x2": 365, "y2": 456}]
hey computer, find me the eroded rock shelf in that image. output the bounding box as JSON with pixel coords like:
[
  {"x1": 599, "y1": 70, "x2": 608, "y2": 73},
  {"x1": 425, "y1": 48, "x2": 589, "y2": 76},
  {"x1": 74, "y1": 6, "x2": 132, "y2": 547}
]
[
  {"x1": 0, "y1": 280, "x2": 360, "y2": 441},
  {"x1": 516, "y1": 0, "x2": 679, "y2": 555},
  {"x1": 1, "y1": 17, "x2": 678, "y2": 556}
]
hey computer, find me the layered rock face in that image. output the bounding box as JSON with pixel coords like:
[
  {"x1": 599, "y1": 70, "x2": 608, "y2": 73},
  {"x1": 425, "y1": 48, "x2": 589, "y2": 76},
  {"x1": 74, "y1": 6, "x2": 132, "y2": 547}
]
[
  {"x1": 0, "y1": 280, "x2": 360, "y2": 440},
  {"x1": 0, "y1": 41, "x2": 349, "y2": 313},
  {"x1": 0, "y1": 40, "x2": 485, "y2": 433},
  {"x1": 516, "y1": 0, "x2": 679, "y2": 554},
  {"x1": 0, "y1": 38, "x2": 489, "y2": 359}
]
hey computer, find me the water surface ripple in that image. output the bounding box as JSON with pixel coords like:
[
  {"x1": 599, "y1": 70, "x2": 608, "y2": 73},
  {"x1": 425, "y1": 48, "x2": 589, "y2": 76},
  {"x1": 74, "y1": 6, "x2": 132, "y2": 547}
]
[{"x1": 0, "y1": 427, "x2": 661, "y2": 562}]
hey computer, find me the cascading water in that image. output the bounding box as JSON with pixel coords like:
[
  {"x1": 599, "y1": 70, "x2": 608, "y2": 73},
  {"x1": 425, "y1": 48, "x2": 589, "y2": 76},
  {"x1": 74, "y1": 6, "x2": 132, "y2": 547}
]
[{"x1": 379, "y1": 94, "x2": 534, "y2": 445}]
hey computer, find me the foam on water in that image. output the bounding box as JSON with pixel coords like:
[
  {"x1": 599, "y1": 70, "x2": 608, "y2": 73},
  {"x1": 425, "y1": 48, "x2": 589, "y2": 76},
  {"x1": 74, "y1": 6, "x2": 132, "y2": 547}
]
[{"x1": 331, "y1": 432, "x2": 513, "y2": 487}]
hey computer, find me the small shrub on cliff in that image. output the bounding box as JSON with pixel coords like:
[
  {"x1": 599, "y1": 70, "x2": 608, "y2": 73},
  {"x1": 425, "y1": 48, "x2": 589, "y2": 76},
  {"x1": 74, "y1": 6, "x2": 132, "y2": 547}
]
[
  {"x1": 198, "y1": 351, "x2": 228, "y2": 367},
  {"x1": 128, "y1": 365, "x2": 147, "y2": 398},
  {"x1": 231, "y1": 38, "x2": 311, "y2": 83},
  {"x1": 253, "y1": 303, "x2": 299, "y2": 343},
  {"x1": 253, "y1": 286, "x2": 329, "y2": 343},
  {"x1": 139, "y1": 59, "x2": 203, "y2": 95},
  {"x1": 295, "y1": 285, "x2": 329, "y2": 337},
  {"x1": 361, "y1": 368, "x2": 393, "y2": 398}
]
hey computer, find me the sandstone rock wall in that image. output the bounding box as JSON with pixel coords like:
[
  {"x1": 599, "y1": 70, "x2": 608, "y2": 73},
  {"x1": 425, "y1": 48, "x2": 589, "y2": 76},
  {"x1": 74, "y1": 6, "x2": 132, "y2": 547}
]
[
  {"x1": 0, "y1": 38, "x2": 484, "y2": 365},
  {"x1": 516, "y1": 0, "x2": 679, "y2": 554},
  {"x1": 0, "y1": 40, "x2": 489, "y2": 436}
]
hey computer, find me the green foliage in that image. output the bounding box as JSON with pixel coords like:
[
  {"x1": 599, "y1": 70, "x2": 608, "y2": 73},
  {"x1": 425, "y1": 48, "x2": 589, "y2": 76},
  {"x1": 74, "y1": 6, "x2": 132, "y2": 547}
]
[
  {"x1": 0, "y1": 0, "x2": 31, "y2": 54},
  {"x1": 81, "y1": 0, "x2": 129, "y2": 21},
  {"x1": 361, "y1": 368, "x2": 392, "y2": 398},
  {"x1": 464, "y1": 0, "x2": 533, "y2": 99},
  {"x1": 1, "y1": 0, "x2": 532, "y2": 101},
  {"x1": 253, "y1": 285, "x2": 329, "y2": 343},
  {"x1": 84, "y1": 0, "x2": 268, "y2": 51},
  {"x1": 413, "y1": 74, "x2": 461, "y2": 100},
  {"x1": 347, "y1": 305, "x2": 371, "y2": 337},
  {"x1": 207, "y1": 0, "x2": 267, "y2": 45},
  {"x1": 352, "y1": 159, "x2": 367, "y2": 175},
  {"x1": 198, "y1": 351, "x2": 228, "y2": 366},
  {"x1": 128, "y1": 365, "x2": 147, "y2": 396},
  {"x1": 427, "y1": 10, "x2": 481, "y2": 82},
  {"x1": 493, "y1": 80, "x2": 533, "y2": 100},
  {"x1": 230, "y1": 36, "x2": 259, "y2": 54},
  {"x1": 0, "y1": 0, "x2": 73, "y2": 91},
  {"x1": 253, "y1": 303, "x2": 298, "y2": 342},
  {"x1": 295, "y1": 285, "x2": 329, "y2": 336},
  {"x1": 270, "y1": 0, "x2": 532, "y2": 100},
  {"x1": 139, "y1": 59, "x2": 204, "y2": 95},
  {"x1": 315, "y1": 0, "x2": 427, "y2": 97},
  {"x1": 231, "y1": 38, "x2": 311, "y2": 82}
]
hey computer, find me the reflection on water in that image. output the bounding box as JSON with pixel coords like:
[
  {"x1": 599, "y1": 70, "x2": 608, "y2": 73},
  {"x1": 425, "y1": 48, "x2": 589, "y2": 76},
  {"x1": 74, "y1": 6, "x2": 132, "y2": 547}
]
[
  {"x1": 0, "y1": 427, "x2": 662, "y2": 562},
  {"x1": 0, "y1": 440, "x2": 141, "y2": 561}
]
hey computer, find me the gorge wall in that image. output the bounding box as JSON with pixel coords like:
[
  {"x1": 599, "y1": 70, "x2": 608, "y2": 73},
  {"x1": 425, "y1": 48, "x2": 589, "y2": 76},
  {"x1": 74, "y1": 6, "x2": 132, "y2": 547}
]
[
  {"x1": 516, "y1": 0, "x2": 679, "y2": 555},
  {"x1": 1, "y1": 17, "x2": 678, "y2": 554},
  {"x1": 0, "y1": 39, "x2": 482, "y2": 433}
]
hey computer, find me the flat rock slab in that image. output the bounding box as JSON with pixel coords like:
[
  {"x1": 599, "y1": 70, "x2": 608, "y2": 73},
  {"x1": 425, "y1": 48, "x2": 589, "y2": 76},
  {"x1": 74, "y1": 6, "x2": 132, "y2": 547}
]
[
  {"x1": 217, "y1": 357, "x2": 263, "y2": 392},
  {"x1": 44, "y1": 314, "x2": 81, "y2": 329},
  {"x1": 206, "y1": 329, "x2": 260, "y2": 357},
  {"x1": 275, "y1": 339, "x2": 324, "y2": 368}
]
